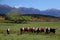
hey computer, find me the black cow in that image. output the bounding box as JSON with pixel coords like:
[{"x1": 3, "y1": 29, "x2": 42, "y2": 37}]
[
  {"x1": 6, "y1": 28, "x2": 10, "y2": 34},
  {"x1": 50, "y1": 28, "x2": 56, "y2": 33},
  {"x1": 45, "y1": 27, "x2": 56, "y2": 34}
]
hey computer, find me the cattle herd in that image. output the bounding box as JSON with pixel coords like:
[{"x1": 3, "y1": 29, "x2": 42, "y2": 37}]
[{"x1": 6, "y1": 27, "x2": 56, "y2": 34}]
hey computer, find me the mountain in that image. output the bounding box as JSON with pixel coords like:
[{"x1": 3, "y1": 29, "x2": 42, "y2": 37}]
[
  {"x1": 18, "y1": 7, "x2": 41, "y2": 14},
  {"x1": 0, "y1": 4, "x2": 13, "y2": 15},
  {"x1": 41, "y1": 8, "x2": 60, "y2": 17},
  {"x1": 0, "y1": 4, "x2": 60, "y2": 17}
]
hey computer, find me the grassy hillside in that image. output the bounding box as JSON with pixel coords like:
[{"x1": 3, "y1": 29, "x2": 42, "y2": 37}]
[{"x1": 0, "y1": 22, "x2": 60, "y2": 40}]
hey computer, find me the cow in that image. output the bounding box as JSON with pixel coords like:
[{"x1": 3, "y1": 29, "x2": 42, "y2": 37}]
[
  {"x1": 50, "y1": 28, "x2": 56, "y2": 33},
  {"x1": 28, "y1": 27, "x2": 35, "y2": 32},
  {"x1": 36, "y1": 27, "x2": 44, "y2": 33},
  {"x1": 45, "y1": 27, "x2": 56, "y2": 34},
  {"x1": 33, "y1": 27, "x2": 44, "y2": 33},
  {"x1": 34, "y1": 27, "x2": 39, "y2": 33},
  {"x1": 45, "y1": 27, "x2": 50, "y2": 33},
  {"x1": 6, "y1": 28, "x2": 10, "y2": 34},
  {"x1": 20, "y1": 27, "x2": 28, "y2": 34}
]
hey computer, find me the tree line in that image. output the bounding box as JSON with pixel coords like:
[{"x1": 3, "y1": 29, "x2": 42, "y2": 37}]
[{"x1": 5, "y1": 10, "x2": 32, "y2": 23}]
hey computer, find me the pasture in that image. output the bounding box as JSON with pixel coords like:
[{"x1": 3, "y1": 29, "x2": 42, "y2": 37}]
[{"x1": 0, "y1": 22, "x2": 60, "y2": 40}]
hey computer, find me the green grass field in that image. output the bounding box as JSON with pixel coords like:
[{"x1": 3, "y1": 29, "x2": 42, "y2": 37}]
[{"x1": 0, "y1": 22, "x2": 60, "y2": 40}]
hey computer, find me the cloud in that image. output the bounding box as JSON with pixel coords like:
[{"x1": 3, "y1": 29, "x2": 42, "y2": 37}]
[{"x1": 14, "y1": 6, "x2": 20, "y2": 8}]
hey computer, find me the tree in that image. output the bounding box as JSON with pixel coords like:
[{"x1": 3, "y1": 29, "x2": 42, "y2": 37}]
[
  {"x1": 20, "y1": 16, "x2": 31, "y2": 21},
  {"x1": 5, "y1": 10, "x2": 32, "y2": 23},
  {"x1": 6, "y1": 10, "x2": 19, "y2": 20},
  {"x1": 5, "y1": 10, "x2": 20, "y2": 22}
]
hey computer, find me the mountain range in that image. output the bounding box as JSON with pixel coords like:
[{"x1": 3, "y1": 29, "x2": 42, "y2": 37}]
[{"x1": 0, "y1": 4, "x2": 60, "y2": 17}]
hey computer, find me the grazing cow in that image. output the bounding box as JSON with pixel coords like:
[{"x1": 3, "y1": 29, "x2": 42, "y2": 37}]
[
  {"x1": 45, "y1": 27, "x2": 50, "y2": 33},
  {"x1": 7, "y1": 28, "x2": 10, "y2": 34},
  {"x1": 45, "y1": 27, "x2": 56, "y2": 34},
  {"x1": 32, "y1": 27, "x2": 36, "y2": 33},
  {"x1": 50, "y1": 28, "x2": 56, "y2": 33},
  {"x1": 36, "y1": 28, "x2": 44, "y2": 33},
  {"x1": 20, "y1": 27, "x2": 28, "y2": 34},
  {"x1": 28, "y1": 27, "x2": 34, "y2": 32},
  {"x1": 34, "y1": 27, "x2": 39, "y2": 33},
  {"x1": 40, "y1": 28, "x2": 44, "y2": 32}
]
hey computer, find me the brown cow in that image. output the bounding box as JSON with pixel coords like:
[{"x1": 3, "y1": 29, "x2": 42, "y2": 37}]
[{"x1": 20, "y1": 27, "x2": 28, "y2": 34}]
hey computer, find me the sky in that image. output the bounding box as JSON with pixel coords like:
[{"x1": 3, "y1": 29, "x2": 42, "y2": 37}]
[{"x1": 0, "y1": 0, "x2": 60, "y2": 10}]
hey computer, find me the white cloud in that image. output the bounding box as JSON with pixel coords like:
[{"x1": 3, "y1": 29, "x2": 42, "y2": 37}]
[{"x1": 14, "y1": 6, "x2": 20, "y2": 8}]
